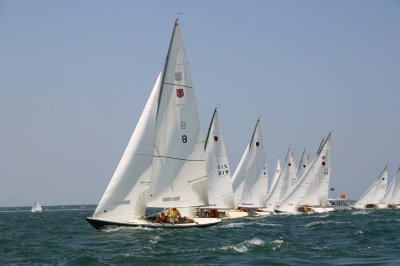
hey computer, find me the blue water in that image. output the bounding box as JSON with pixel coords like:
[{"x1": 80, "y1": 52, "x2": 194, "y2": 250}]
[{"x1": 1, "y1": 206, "x2": 400, "y2": 265}]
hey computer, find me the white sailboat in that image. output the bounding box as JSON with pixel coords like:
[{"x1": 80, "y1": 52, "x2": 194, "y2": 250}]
[
  {"x1": 275, "y1": 133, "x2": 333, "y2": 214},
  {"x1": 265, "y1": 148, "x2": 297, "y2": 212},
  {"x1": 86, "y1": 20, "x2": 221, "y2": 229},
  {"x1": 232, "y1": 119, "x2": 269, "y2": 216},
  {"x1": 353, "y1": 166, "x2": 388, "y2": 209},
  {"x1": 31, "y1": 201, "x2": 42, "y2": 213},
  {"x1": 383, "y1": 167, "x2": 400, "y2": 208},
  {"x1": 197, "y1": 108, "x2": 247, "y2": 219}
]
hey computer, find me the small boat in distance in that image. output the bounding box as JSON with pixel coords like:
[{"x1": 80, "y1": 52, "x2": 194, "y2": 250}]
[
  {"x1": 86, "y1": 20, "x2": 221, "y2": 230},
  {"x1": 353, "y1": 166, "x2": 388, "y2": 209},
  {"x1": 31, "y1": 201, "x2": 42, "y2": 213}
]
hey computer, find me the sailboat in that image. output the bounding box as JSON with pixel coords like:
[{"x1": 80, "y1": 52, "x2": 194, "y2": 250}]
[
  {"x1": 196, "y1": 108, "x2": 247, "y2": 219},
  {"x1": 274, "y1": 133, "x2": 334, "y2": 214},
  {"x1": 382, "y1": 168, "x2": 400, "y2": 208},
  {"x1": 232, "y1": 119, "x2": 270, "y2": 216},
  {"x1": 86, "y1": 20, "x2": 221, "y2": 230},
  {"x1": 264, "y1": 147, "x2": 297, "y2": 212},
  {"x1": 383, "y1": 167, "x2": 400, "y2": 208},
  {"x1": 353, "y1": 166, "x2": 388, "y2": 209},
  {"x1": 31, "y1": 201, "x2": 42, "y2": 213}
]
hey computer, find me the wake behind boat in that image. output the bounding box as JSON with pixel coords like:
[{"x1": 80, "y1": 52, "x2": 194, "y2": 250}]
[{"x1": 86, "y1": 20, "x2": 221, "y2": 230}]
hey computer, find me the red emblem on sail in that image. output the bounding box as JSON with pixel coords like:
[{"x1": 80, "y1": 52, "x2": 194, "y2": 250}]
[
  {"x1": 175, "y1": 72, "x2": 182, "y2": 81},
  {"x1": 214, "y1": 136, "x2": 218, "y2": 142},
  {"x1": 176, "y1": 88, "x2": 184, "y2": 98}
]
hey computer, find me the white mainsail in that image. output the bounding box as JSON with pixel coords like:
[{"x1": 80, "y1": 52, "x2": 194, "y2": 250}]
[
  {"x1": 353, "y1": 166, "x2": 388, "y2": 209},
  {"x1": 275, "y1": 133, "x2": 332, "y2": 213},
  {"x1": 232, "y1": 119, "x2": 267, "y2": 208},
  {"x1": 204, "y1": 108, "x2": 234, "y2": 209},
  {"x1": 146, "y1": 21, "x2": 207, "y2": 209},
  {"x1": 31, "y1": 201, "x2": 42, "y2": 212}
]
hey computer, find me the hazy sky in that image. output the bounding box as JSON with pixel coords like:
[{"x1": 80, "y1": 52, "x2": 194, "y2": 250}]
[{"x1": 1, "y1": 1, "x2": 399, "y2": 207}]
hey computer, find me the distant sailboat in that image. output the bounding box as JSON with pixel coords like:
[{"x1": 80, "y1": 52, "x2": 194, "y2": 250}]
[
  {"x1": 31, "y1": 201, "x2": 42, "y2": 213},
  {"x1": 353, "y1": 166, "x2": 388, "y2": 209},
  {"x1": 232, "y1": 119, "x2": 269, "y2": 216},
  {"x1": 265, "y1": 147, "x2": 297, "y2": 212},
  {"x1": 275, "y1": 133, "x2": 333, "y2": 214},
  {"x1": 86, "y1": 20, "x2": 221, "y2": 229}
]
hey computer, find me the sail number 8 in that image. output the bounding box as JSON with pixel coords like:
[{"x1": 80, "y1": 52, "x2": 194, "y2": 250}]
[{"x1": 182, "y1": 135, "x2": 188, "y2": 143}]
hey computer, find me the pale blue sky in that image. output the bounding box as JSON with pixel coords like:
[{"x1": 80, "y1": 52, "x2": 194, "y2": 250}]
[{"x1": 1, "y1": 1, "x2": 399, "y2": 207}]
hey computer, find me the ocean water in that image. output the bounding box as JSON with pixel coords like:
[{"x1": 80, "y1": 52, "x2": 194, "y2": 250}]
[{"x1": 1, "y1": 206, "x2": 400, "y2": 265}]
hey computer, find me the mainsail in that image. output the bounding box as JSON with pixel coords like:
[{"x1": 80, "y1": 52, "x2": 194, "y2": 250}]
[{"x1": 146, "y1": 21, "x2": 207, "y2": 208}]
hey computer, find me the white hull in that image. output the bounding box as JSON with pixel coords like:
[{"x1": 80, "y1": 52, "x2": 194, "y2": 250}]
[{"x1": 86, "y1": 217, "x2": 221, "y2": 230}]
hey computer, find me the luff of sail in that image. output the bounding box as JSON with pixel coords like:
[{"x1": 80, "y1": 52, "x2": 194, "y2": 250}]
[
  {"x1": 146, "y1": 20, "x2": 207, "y2": 208},
  {"x1": 205, "y1": 108, "x2": 234, "y2": 209},
  {"x1": 92, "y1": 74, "x2": 161, "y2": 222}
]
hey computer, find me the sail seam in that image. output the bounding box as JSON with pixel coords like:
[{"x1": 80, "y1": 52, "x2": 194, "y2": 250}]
[{"x1": 164, "y1": 82, "x2": 193, "y2": 88}]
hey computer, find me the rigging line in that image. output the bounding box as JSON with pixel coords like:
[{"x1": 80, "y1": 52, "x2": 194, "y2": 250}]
[
  {"x1": 135, "y1": 153, "x2": 205, "y2": 162},
  {"x1": 164, "y1": 82, "x2": 193, "y2": 88}
]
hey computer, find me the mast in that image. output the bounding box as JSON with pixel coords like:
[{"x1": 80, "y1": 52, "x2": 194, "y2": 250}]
[{"x1": 204, "y1": 108, "x2": 218, "y2": 150}]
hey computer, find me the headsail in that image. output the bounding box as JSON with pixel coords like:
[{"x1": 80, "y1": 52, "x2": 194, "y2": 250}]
[
  {"x1": 92, "y1": 74, "x2": 161, "y2": 222},
  {"x1": 232, "y1": 119, "x2": 267, "y2": 208},
  {"x1": 205, "y1": 108, "x2": 234, "y2": 209}
]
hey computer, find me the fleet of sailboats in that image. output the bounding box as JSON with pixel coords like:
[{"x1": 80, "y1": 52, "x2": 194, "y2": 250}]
[{"x1": 82, "y1": 20, "x2": 399, "y2": 230}]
